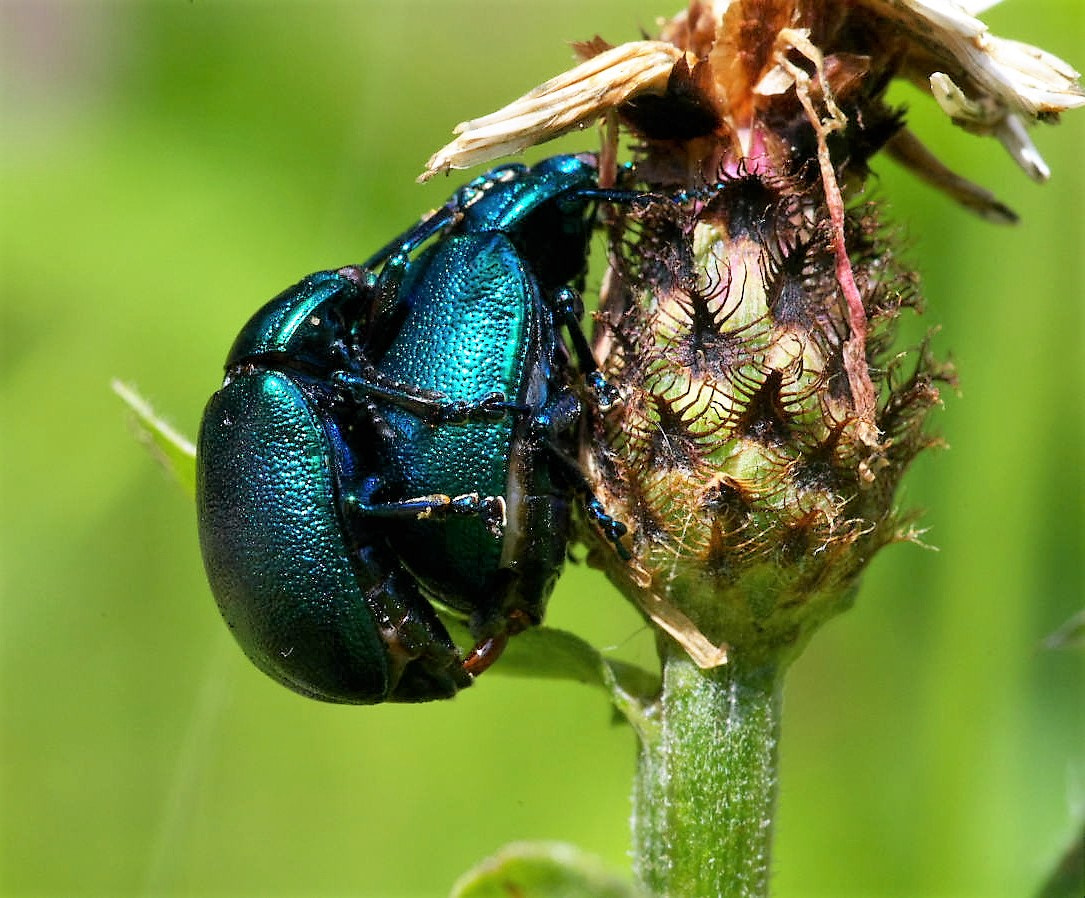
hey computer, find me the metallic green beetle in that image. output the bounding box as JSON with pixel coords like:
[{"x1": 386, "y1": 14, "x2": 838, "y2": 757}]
[{"x1": 196, "y1": 155, "x2": 631, "y2": 703}]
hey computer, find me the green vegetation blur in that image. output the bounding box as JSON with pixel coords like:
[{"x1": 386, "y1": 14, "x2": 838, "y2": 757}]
[{"x1": 2, "y1": 2, "x2": 1082, "y2": 896}]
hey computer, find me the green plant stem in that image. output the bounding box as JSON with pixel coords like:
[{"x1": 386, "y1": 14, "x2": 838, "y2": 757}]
[{"x1": 631, "y1": 643, "x2": 785, "y2": 898}]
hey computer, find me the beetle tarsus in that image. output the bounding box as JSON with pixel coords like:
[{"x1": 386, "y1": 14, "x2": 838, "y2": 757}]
[{"x1": 585, "y1": 497, "x2": 632, "y2": 560}]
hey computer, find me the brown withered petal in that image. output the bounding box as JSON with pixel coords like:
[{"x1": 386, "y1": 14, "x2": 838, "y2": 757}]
[{"x1": 421, "y1": 0, "x2": 1083, "y2": 200}]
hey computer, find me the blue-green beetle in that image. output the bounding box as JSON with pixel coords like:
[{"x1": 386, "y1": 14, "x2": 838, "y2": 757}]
[
  {"x1": 196, "y1": 155, "x2": 633, "y2": 703},
  {"x1": 196, "y1": 267, "x2": 494, "y2": 702}
]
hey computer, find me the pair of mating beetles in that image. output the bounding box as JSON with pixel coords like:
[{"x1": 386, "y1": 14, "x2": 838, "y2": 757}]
[{"x1": 196, "y1": 155, "x2": 648, "y2": 704}]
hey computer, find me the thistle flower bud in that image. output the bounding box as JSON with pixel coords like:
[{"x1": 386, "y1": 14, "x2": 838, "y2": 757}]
[
  {"x1": 424, "y1": 0, "x2": 1083, "y2": 668},
  {"x1": 587, "y1": 166, "x2": 949, "y2": 666}
]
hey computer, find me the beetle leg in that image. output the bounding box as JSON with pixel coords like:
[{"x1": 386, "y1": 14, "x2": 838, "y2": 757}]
[
  {"x1": 550, "y1": 285, "x2": 622, "y2": 412},
  {"x1": 430, "y1": 392, "x2": 516, "y2": 423},
  {"x1": 573, "y1": 186, "x2": 663, "y2": 213},
  {"x1": 346, "y1": 476, "x2": 507, "y2": 537},
  {"x1": 334, "y1": 368, "x2": 514, "y2": 424},
  {"x1": 361, "y1": 163, "x2": 524, "y2": 273},
  {"x1": 542, "y1": 442, "x2": 632, "y2": 560},
  {"x1": 351, "y1": 543, "x2": 474, "y2": 700},
  {"x1": 528, "y1": 389, "x2": 582, "y2": 437},
  {"x1": 361, "y1": 205, "x2": 461, "y2": 271},
  {"x1": 582, "y1": 496, "x2": 632, "y2": 560},
  {"x1": 361, "y1": 201, "x2": 469, "y2": 338}
]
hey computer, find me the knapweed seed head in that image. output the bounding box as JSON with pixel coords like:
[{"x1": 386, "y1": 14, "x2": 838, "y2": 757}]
[
  {"x1": 424, "y1": 1, "x2": 1083, "y2": 668},
  {"x1": 587, "y1": 179, "x2": 945, "y2": 667}
]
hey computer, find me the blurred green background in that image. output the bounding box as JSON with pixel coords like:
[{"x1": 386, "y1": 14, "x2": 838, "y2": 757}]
[{"x1": 2, "y1": 2, "x2": 1082, "y2": 896}]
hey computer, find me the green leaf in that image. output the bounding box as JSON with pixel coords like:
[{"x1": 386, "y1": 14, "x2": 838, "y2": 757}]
[
  {"x1": 450, "y1": 841, "x2": 643, "y2": 898},
  {"x1": 439, "y1": 613, "x2": 659, "y2": 707},
  {"x1": 112, "y1": 380, "x2": 197, "y2": 497}
]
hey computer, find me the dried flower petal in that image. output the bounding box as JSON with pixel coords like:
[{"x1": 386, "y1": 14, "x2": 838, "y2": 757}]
[
  {"x1": 421, "y1": 42, "x2": 685, "y2": 181},
  {"x1": 422, "y1": 0, "x2": 1083, "y2": 200},
  {"x1": 858, "y1": 0, "x2": 1084, "y2": 179}
]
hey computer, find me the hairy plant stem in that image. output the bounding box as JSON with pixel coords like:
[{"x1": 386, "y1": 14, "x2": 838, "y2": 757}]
[{"x1": 632, "y1": 643, "x2": 785, "y2": 898}]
